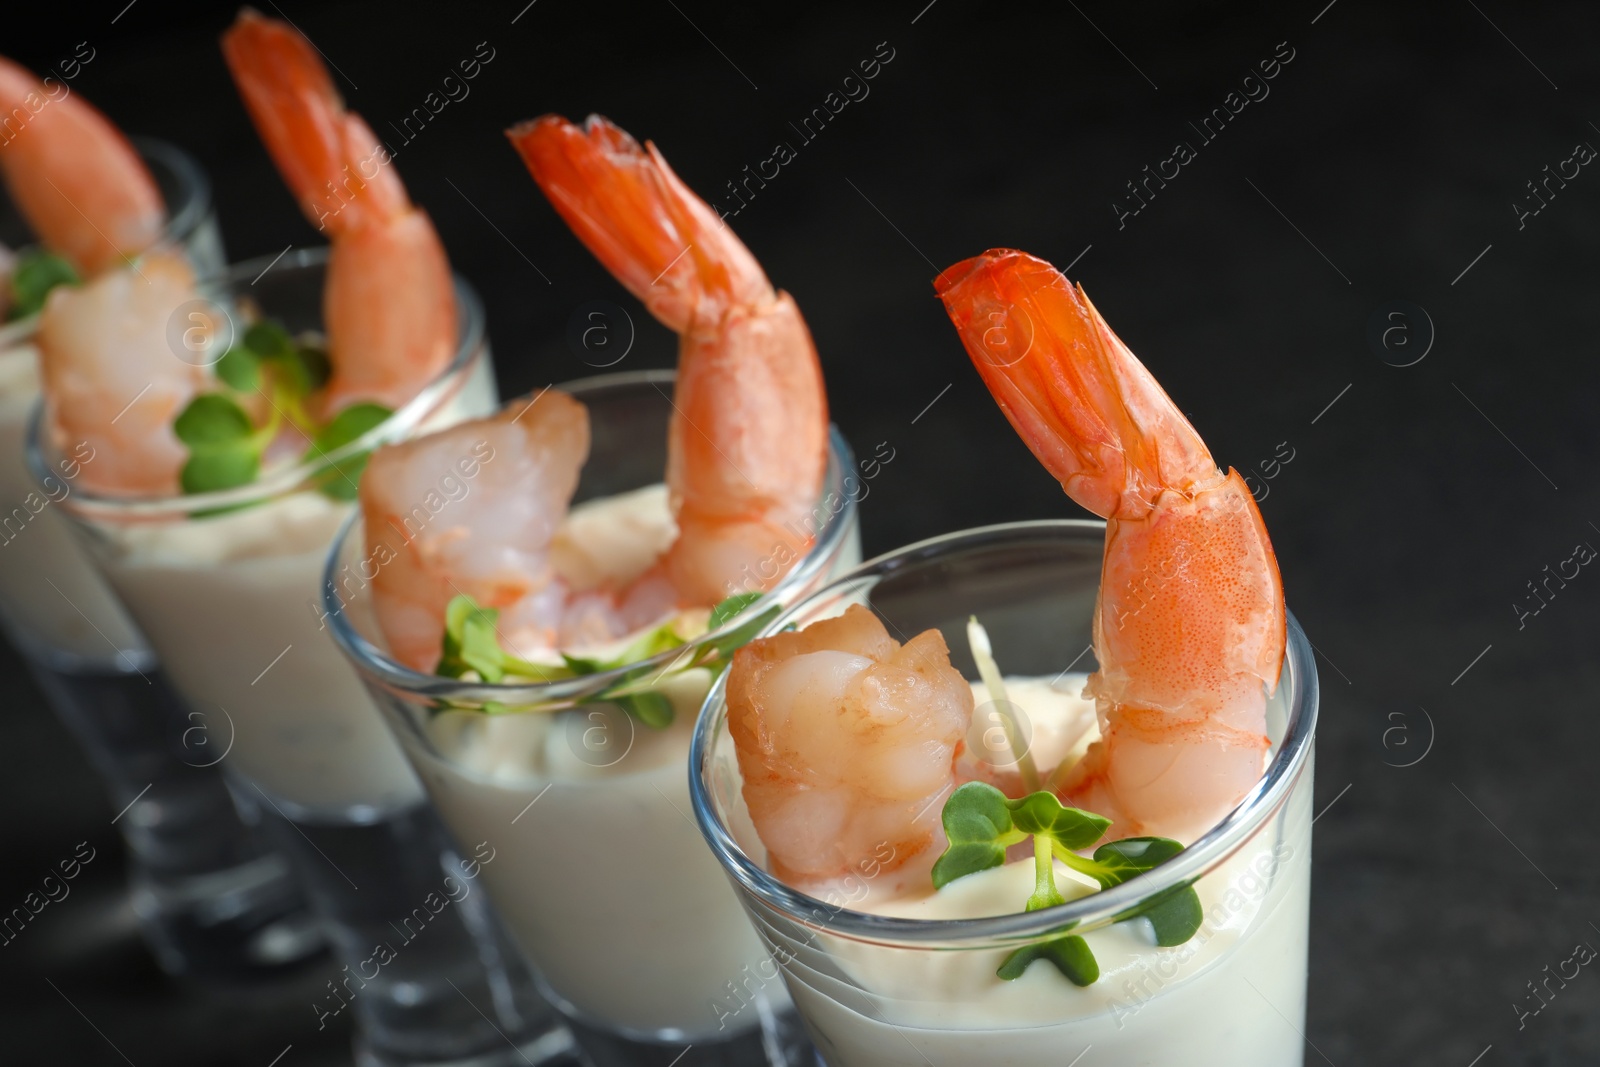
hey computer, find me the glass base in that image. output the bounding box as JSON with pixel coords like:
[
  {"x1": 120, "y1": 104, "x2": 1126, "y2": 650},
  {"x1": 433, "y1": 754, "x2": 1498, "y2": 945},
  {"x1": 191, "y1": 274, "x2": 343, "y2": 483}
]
[
  {"x1": 564, "y1": 997, "x2": 814, "y2": 1067},
  {"x1": 243, "y1": 790, "x2": 573, "y2": 1066},
  {"x1": 21, "y1": 645, "x2": 323, "y2": 979}
]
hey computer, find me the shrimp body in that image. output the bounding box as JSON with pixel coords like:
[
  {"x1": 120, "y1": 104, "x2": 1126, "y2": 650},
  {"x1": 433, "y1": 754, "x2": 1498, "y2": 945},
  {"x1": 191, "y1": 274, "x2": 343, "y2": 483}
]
[
  {"x1": 726, "y1": 605, "x2": 974, "y2": 891},
  {"x1": 508, "y1": 115, "x2": 828, "y2": 607},
  {"x1": 360, "y1": 390, "x2": 590, "y2": 671},
  {"x1": 39, "y1": 250, "x2": 211, "y2": 495},
  {"x1": 936, "y1": 249, "x2": 1284, "y2": 844},
  {"x1": 222, "y1": 11, "x2": 455, "y2": 415},
  {"x1": 0, "y1": 56, "x2": 164, "y2": 276}
]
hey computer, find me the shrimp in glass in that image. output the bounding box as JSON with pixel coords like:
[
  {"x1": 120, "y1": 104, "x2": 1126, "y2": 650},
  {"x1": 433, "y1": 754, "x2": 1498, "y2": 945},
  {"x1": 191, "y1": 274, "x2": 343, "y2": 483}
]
[
  {"x1": 0, "y1": 55, "x2": 163, "y2": 276},
  {"x1": 936, "y1": 248, "x2": 1285, "y2": 844},
  {"x1": 507, "y1": 115, "x2": 829, "y2": 607},
  {"x1": 221, "y1": 10, "x2": 455, "y2": 416},
  {"x1": 726, "y1": 605, "x2": 974, "y2": 893}
]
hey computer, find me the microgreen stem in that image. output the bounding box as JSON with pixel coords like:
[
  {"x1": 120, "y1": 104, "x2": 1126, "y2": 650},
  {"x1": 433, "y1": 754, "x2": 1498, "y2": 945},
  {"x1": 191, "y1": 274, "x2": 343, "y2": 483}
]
[
  {"x1": 1028, "y1": 833, "x2": 1065, "y2": 912},
  {"x1": 966, "y1": 616, "x2": 1041, "y2": 792}
]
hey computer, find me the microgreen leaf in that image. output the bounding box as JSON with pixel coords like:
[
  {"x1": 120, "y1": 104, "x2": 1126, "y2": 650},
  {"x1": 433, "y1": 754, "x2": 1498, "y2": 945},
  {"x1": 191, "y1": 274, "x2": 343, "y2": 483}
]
[
  {"x1": 174, "y1": 394, "x2": 254, "y2": 447},
  {"x1": 1065, "y1": 836, "x2": 1188, "y2": 891},
  {"x1": 215, "y1": 347, "x2": 262, "y2": 391},
  {"x1": 243, "y1": 321, "x2": 295, "y2": 361},
  {"x1": 930, "y1": 781, "x2": 1027, "y2": 889},
  {"x1": 708, "y1": 592, "x2": 763, "y2": 631},
  {"x1": 180, "y1": 447, "x2": 260, "y2": 494},
  {"x1": 1006, "y1": 791, "x2": 1111, "y2": 852},
  {"x1": 438, "y1": 595, "x2": 510, "y2": 682},
  {"x1": 1134, "y1": 885, "x2": 1205, "y2": 947},
  {"x1": 997, "y1": 934, "x2": 1099, "y2": 986},
  {"x1": 281, "y1": 344, "x2": 331, "y2": 395},
  {"x1": 6, "y1": 250, "x2": 80, "y2": 321},
  {"x1": 613, "y1": 689, "x2": 673, "y2": 728},
  {"x1": 304, "y1": 402, "x2": 391, "y2": 501}
]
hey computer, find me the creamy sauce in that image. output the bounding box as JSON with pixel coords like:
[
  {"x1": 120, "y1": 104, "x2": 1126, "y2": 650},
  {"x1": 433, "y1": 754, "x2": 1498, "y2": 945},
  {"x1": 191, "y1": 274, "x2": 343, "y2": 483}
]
[{"x1": 777, "y1": 675, "x2": 1314, "y2": 1066}]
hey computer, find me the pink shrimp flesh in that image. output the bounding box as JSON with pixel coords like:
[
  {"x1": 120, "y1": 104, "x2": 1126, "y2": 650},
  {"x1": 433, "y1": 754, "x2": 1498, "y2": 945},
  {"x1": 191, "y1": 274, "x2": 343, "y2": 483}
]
[
  {"x1": 936, "y1": 249, "x2": 1285, "y2": 843},
  {"x1": 0, "y1": 55, "x2": 164, "y2": 276},
  {"x1": 38, "y1": 250, "x2": 213, "y2": 495},
  {"x1": 726, "y1": 605, "x2": 974, "y2": 891},
  {"x1": 222, "y1": 10, "x2": 455, "y2": 417},
  {"x1": 359, "y1": 389, "x2": 592, "y2": 672},
  {"x1": 508, "y1": 115, "x2": 829, "y2": 609}
]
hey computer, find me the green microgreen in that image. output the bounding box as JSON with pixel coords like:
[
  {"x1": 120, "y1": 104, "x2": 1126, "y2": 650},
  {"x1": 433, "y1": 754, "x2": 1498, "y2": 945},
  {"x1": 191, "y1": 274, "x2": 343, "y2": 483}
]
[
  {"x1": 433, "y1": 591, "x2": 779, "y2": 728},
  {"x1": 172, "y1": 315, "x2": 391, "y2": 503},
  {"x1": 931, "y1": 781, "x2": 1202, "y2": 988},
  {"x1": 5, "y1": 250, "x2": 80, "y2": 321}
]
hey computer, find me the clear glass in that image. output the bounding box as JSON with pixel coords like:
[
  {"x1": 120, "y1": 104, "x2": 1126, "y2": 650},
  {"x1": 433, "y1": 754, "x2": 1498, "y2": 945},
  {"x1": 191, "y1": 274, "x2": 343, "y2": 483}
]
[
  {"x1": 31, "y1": 249, "x2": 571, "y2": 1066},
  {"x1": 0, "y1": 138, "x2": 320, "y2": 979},
  {"x1": 691, "y1": 520, "x2": 1318, "y2": 1067},
  {"x1": 322, "y1": 369, "x2": 863, "y2": 1067}
]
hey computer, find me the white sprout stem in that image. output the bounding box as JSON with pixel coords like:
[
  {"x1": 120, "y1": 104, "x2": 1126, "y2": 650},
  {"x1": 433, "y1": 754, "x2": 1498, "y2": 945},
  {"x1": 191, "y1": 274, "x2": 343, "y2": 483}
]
[{"x1": 966, "y1": 615, "x2": 1042, "y2": 793}]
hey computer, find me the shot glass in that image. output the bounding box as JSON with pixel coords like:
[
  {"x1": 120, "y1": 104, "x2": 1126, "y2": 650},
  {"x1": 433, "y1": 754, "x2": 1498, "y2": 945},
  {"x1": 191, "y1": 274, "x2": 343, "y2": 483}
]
[
  {"x1": 0, "y1": 138, "x2": 318, "y2": 978},
  {"x1": 691, "y1": 520, "x2": 1318, "y2": 1067},
  {"x1": 322, "y1": 369, "x2": 865, "y2": 1067},
  {"x1": 31, "y1": 248, "x2": 572, "y2": 1066}
]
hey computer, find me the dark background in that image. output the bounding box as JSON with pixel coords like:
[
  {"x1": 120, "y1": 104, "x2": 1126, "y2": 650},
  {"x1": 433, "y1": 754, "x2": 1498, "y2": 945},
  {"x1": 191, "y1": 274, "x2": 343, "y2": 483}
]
[{"x1": 4, "y1": 0, "x2": 1599, "y2": 1063}]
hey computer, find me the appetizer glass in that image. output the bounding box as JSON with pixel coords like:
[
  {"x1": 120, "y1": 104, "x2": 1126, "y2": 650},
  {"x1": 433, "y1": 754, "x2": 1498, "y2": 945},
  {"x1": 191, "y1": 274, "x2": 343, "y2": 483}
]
[
  {"x1": 30, "y1": 248, "x2": 572, "y2": 1066},
  {"x1": 0, "y1": 138, "x2": 317, "y2": 978},
  {"x1": 322, "y1": 369, "x2": 864, "y2": 1067},
  {"x1": 691, "y1": 520, "x2": 1318, "y2": 1067}
]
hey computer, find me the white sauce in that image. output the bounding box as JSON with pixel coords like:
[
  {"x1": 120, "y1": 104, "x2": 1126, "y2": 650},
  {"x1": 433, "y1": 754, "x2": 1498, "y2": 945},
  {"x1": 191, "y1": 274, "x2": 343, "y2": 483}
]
[{"x1": 780, "y1": 676, "x2": 1314, "y2": 1066}]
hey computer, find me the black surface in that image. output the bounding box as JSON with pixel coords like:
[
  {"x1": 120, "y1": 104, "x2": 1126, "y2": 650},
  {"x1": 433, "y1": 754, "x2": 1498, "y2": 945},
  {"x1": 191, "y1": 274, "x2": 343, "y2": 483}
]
[{"x1": 5, "y1": 1, "x2": 1600, "y2": 1063}]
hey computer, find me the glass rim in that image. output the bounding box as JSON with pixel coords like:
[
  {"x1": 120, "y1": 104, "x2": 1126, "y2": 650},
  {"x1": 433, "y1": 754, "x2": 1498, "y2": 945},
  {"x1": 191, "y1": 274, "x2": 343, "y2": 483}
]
[
  {"x1": 688, "y1": 517, "x2": 1319, "y2": 948},
  {"x1": 322, "y1": 369, "x2": 860, "y2": 708},
  {"x1": 0, "y1": 136, "x2": 212, "y2": 351},
  {"x1": 24, "y1": 244, "x2": 487, "y2": 519}
]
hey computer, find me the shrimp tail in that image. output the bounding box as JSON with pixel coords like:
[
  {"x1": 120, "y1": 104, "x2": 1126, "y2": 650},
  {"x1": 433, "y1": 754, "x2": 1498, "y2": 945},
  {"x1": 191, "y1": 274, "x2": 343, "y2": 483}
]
[
  {"x1": 935, "y1": 249, "x2": 1218, "y2": 521},
  {"x1": 507, "y1": 114, "x2": 772, "y2": 331},
  {"x1": 0, "y1": 55, "x2": 164, "y2": 275},
  {"x1": 222, "y1": 9, "x2": 408, "y2": 234}
]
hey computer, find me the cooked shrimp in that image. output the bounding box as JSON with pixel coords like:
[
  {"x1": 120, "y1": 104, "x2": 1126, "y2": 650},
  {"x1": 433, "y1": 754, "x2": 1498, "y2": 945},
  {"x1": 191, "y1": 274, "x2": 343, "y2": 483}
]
[
  {"x1": 726, "y1": 605, "x2": 974, "y2": 891},
  {"x1": 0, "y1": 56, "x2": 164, "y2": 277},
  {"x1": 222, "y1": 10, "x2": 455, "y2": 416},
  {"x1": 507, "y1": 115, "x2": 828, "y2": 608},
  {"x1": 936, "y1": 249, "x2": 1285, "y2": 844},
  {"x1": 359, "y1": 389, "x2": 590, "y2": 671},
  {"x1": 38, "y1": 250, "x2": 212, "y2": 495}
]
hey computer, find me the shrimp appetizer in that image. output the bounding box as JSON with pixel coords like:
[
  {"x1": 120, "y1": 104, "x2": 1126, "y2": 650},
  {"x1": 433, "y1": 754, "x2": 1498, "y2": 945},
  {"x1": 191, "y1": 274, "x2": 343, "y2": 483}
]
[
  {"x1": 937, "y1": 248, "x2": 1283, "y2": 844},
  {"x1": 26, "y1": 11, "x2": 459, "y2": 499},
  {"x1": 727, "y1": 248, "x2": 1283, "y2": 913},
  {"x1": 355, "y1": 115, "x2": 830, "y2": 683},
  {"x1": 0, "y1": 54, "x2": 210, "y2": 495}
]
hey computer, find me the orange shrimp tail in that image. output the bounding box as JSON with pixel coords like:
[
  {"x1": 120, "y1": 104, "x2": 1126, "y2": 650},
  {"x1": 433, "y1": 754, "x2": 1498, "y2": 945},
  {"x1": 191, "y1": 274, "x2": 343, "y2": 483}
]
[
  {"x1": 935, "y1": 249, "x2": 1218, "y2": 520},
  {"x1": 222, "y1": 9, "x2": 408, "y2": 235},
  {"x1": 0, "y1": 55, "x2": 163, "y2": 275},
  {"x1": 507, "y1": 114, "x2": 771, "y2": 331}
]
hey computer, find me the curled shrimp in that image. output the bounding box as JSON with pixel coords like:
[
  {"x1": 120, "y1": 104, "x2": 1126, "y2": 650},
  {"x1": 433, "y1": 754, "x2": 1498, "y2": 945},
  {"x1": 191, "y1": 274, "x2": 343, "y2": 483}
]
[
  {"x1": 39, "y1": 250, "x2": 212, "y2": 495},
  {"x1": 0, "y1": 55, "x2": 164, "y2": 276},
  {"x1": 726, "y1": 605, "x2": 974, "y2": 891},
  {"x1": 222, "y1": 10, "x2": 455, "y2": 416},
  {"x1": 936, "y1": 249, "x2": 1285, "y2": 844},
  {"x1": 507, "y1": 115, "x2": 828, "y2": 608},
  {"x1": 360, "y1": 389, "x2": 592, "y2": 671}
]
